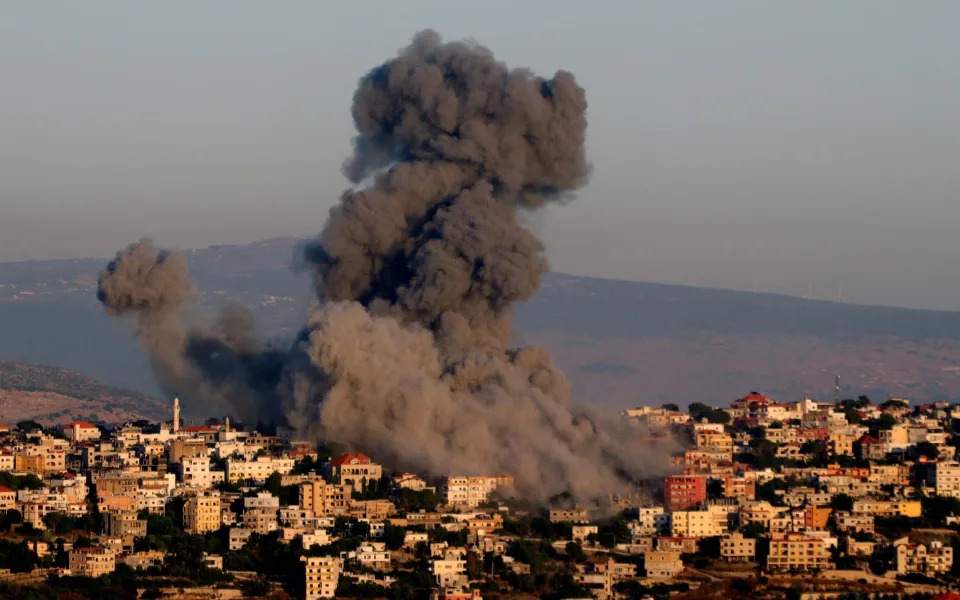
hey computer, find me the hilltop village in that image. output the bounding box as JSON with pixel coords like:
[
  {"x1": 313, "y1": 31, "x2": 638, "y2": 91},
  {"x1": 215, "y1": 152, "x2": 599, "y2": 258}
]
[{"x1": 2, "y1": 394, "x2": 960, "y2": 599}]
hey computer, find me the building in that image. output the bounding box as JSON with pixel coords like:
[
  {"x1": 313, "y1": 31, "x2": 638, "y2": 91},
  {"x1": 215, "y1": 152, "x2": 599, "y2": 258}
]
[
  {"x1": 933, "y1": 462, "x2": 960, "y2": 499},
  {"x1": 644, "y1": 551, "x2": 683, "y2": 578},
  {"x1": 432, "y1": 556, "x2": 467, "y2": 587},
  {"x1": 444, "y1": 476, "x2": 513, "y2": 509},
  {"x1": 64, "y1": 421, "x2": 101, "y2": 442},
  {"x1": 431, "y1": 589, "x2": 482, "y2": 600},
  {"x1": 549, "y1": 507, "x2": 589, "y2": 523},
  {"x1": 69, "y1": 546, "x2": 116, "y2": 577},
  {"x1": 895, "y1": 539, "x2": 953, "y2": 577},
  {"x1": 324, "y1": 453, "x2": 382, "y2": 488},
  {"x1": 721, "y1": 474, "x2": 756, "y2": 500},
  {"x1": 393, "y1": 473, "x2": 428, "y2": 490},
  {"x1": 670, "y1": 509, "x2": 727, "y2": 538},
  {"x1": 14, "y1": 453, "x2": 44, "y2": 475},
  {"x1": 303, "y1": 555, "x2": 342, "y2": 599},
  {"x1": 243, "y1": 491, "x2": 280, "y2": 534},
  {"x1": 636, "y1": 507, "x2": 671, "y2": 536},
  {"x1": 184, "y1": 491, "x2": 222, "y2": 534},
  {"x1": 102, "y1": 509, "x2": 147, "y2": 538},
  {"x1": 355, "y1": 542, "x2": 391, "y2": 571},
  {"x1": 0, "y1": 486, "x2": 15, "y2": 510},
  {"x1": 828, "y1": 432, "x2": 856, "y2": 456},
  {"x1": 767, "y1": 533, "x2": 832, "y2": 572},
  {"x1": 663, "y1": 475, "x2": 706, "y2": 511},
  {"x1": 720, "y1": 532, "x2": 756, "y2": 562},
  {"x1": 226, "y1": 455, "x2": 295, "y2": 483},
  {"x1": 300, "y1": 477, "x2": 351, "y2": 516},
  {"x1": 169, "y1": 439, "x2": 208, "y2": 463},
  {"x1": 572, "y1": 525, "x2": 598, "y2": 542},
  {"x1": 181, "y1": 456, "x2": 215, "y2": 489}
]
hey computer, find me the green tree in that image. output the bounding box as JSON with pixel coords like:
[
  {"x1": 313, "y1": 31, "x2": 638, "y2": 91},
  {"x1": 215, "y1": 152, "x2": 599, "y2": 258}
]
[
  {"x1": 830, "y1": 493, "x2": 854, "y2": 512},
  {"x1": 0, "y1": 539, "x2": 38, "y2": 572},
  {"x1": 740, "y1": 522, "x2": 766, "y2": 539},
  {"x1": 381, "y1": 523, "x2": 407, "y2": 551},
  {"x1": 565, "y1": 541, "x2": 587, "y2": 562},
  {"x1": 915, "y1": 441, "x2": 939, "y2": 460},
  {"x1": 16, "y1": 420, "x2": 43, "y2": 433},
  {"x1": 661, "y1": 403, "x2": 679, "y2": 412},
  {"x1": 466, "y1": 551, "x2": 483, "y2": 580}
]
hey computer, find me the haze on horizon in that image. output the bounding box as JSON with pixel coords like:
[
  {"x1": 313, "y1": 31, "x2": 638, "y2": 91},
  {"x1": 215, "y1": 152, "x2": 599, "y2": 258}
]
[{"x1": 2, "y1": 1, "x2": 959, "y2": 310}]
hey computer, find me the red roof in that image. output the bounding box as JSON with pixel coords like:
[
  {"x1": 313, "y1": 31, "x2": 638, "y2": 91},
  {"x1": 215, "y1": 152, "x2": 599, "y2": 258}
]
[
  {"x1": 329, "y1": 453, "x2": 371, "y2": 466},
  {"x1": 0, "y1": 486, "x2": 12, "y2": 493},
  {"x1": 857, "y1": 435, "x2": 880, "y2": 445},
  {"x1": 182, "y1": 426, "x2": 216, "y2": 433},
  {"x1": 65, "y1": 421, "x2": 97, "y2": 429},
  {"x1": 739, "y1": 392, "x2": 770, "y2": 405},
  {"x1": 932, "y1": 594, "x2": 960, "y2": 600}
]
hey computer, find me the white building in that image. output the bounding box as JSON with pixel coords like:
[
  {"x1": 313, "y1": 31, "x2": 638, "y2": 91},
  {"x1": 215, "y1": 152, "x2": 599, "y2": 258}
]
[{"x1": 227, "y1": 455, "x2": 295, "y2": 483}]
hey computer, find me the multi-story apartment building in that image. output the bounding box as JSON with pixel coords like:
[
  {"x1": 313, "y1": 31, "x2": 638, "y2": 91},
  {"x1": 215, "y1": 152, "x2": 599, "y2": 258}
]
[
  {"x1": 243, "y1": 491, "x2": 280, "y2": 534},
  {"x1": 303, "y1": 555, "x2": 342, "y2": 599},
  {"x1": 851, "y1": 500, "x2": 921, "y2": 518},
  {"x1": 432, "y1": 557, "x2": 467, "y2": 587},
  {"x1": 636, "y1": 507, "x2": 670, "y2": 536},
  {"x1": 549, "y1": 507, "x2": 589, "y2": 523},
  {"x1": 663, "y1": 475, "x2": 706, "y2": 512},
  {"x1": 15, "y1": 453, "x2": 44, "y2": 475},
  {"x1": 644, "y1": 551, "x2": 683, "y2": 578},
  {"x1": 69, "y1": 546, "x2": 116, "y2": 577},
  {"x1": 721, "y1": 474, "x2": 756, "y2": 500},
  {"x1": 696, "y1": 430, "x2": 733, "y2": 452},
  {"x1": 300, "y1": 477, "x2": 351, "y2": 516},
  {"x1": 102, "y1": 509, "x2": 147, "y2": 537},
  {"x1": 834, "y1": 512, "x2": 875, "y2": 534},
  {"x1": 184, "y1": 491, "x2": 222, "y2": 534},
  {"x1": 226, "y1": 455, "x2": 295, "y2": 483},
  {"x1": 181, "y1": 456, "x2": 215, "y2": 489},
  {"x1": 445, "y1": 476, "x2": 512, "y2": 509},
  {"x1": 323, "y1": 453, "x2": 383, "y2": 488},
  {"x1": 932, "y1": 462, "x2": 960, "y2": 499},
  {"x1": 828, "y1": 432, "x2": 856, "y2": 456},
  {"x1": 895, "y1": 539, "x2": 953, "y2": 576},
  {"x1": 767, "y1": 533, "x2": 832, "y2": 572},
  {"x1": 0, "y1": 485, "x2": 15, "y2": 510},
  {"x1": 670, "y1": 508, "x2": 727, "y2": 538},
  {"x1": 64, "y1": 421, "x2": 101, "y2": 442},
  {"x1": 720, "y1": 532, "x2": 756, "y2": 562}
]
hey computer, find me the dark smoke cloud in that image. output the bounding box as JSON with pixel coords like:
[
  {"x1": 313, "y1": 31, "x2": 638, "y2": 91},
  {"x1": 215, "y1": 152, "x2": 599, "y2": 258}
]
[{"x1": 98, "y1": 31, "x2": 671, "y2": 505}]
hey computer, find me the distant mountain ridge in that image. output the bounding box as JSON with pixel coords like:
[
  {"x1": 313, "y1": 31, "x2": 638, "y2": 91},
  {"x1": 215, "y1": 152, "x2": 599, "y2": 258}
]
[
  {"x1": 0, "y1": 359, "x2": 167, "y2": 425},
  {"x1": 2, "y1": 237, "x2": 960, "y2": 413}
]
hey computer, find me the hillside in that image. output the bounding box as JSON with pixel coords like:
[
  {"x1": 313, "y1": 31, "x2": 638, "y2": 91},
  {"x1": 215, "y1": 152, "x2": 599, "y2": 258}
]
[
  {"x1": 0, "y1": 360, "x2": 168, "y2": 425},
  {"x1": 3, "y1": 238, "x2": 960, "y2": 411}
]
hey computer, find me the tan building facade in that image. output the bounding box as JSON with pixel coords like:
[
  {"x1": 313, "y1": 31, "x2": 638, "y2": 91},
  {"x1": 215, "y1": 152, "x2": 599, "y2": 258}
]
[
  {"x1": 69, "y1": 546, "x2": 116, "y2": 577},
  {"x1": 304, "y1": 555, "x2": 342, "y2": 599},
  {"x1": 184, "y1": 492, "x2": 222, "y2": 534},
  {"x1": 767, "y1": 533, "x2": 832, "y2": 572}
]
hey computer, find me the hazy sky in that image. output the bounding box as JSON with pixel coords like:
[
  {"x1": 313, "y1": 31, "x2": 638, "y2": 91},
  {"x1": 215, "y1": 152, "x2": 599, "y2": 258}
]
[{"x1": 2, "y1": 1, "x2": 959, "y2": 309}]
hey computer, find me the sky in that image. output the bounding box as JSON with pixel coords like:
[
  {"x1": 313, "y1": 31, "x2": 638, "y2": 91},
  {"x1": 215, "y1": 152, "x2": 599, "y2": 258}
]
[{"x1": 2, "y1": 1, "x2": 960, "y2": 309}]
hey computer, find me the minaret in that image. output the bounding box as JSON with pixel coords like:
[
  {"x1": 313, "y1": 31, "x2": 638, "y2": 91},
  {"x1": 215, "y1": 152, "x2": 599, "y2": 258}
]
[
  {"x1": 224, "y1": 416, "x2": 230, "y2": 432},
  {"x1": 173, "y1": 397, "x2": 180, "y2": 433}
]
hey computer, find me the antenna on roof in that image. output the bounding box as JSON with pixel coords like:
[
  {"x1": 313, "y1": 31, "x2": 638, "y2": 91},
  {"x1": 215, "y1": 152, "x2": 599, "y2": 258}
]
[
  {"x1": 835, "y1": 374, "x2": 840, "y2": 404},
  {"x1": 837, "y1": 283, "x2": 846, "y2": 303}
]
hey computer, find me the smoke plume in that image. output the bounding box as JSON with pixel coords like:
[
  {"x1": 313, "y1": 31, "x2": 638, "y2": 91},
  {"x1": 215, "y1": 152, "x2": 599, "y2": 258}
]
[{"x1": 98, "y1": 31, "x2": 668, "y2": 504}]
